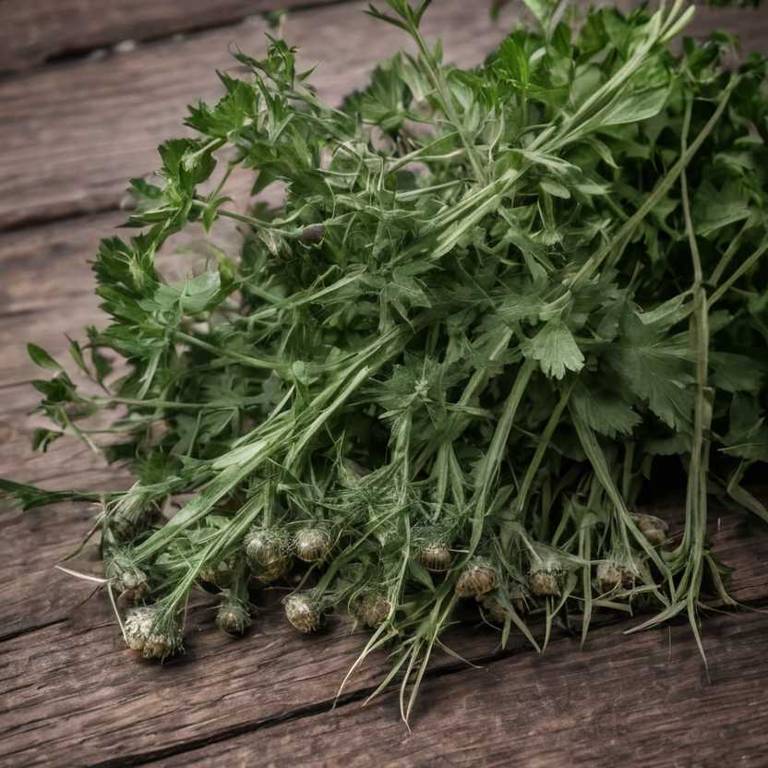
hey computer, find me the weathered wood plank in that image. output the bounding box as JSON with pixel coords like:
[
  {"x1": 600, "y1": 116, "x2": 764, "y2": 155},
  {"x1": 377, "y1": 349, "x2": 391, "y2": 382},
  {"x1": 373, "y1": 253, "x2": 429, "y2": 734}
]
[
  {"x1": 2, "y1": 531, "x2": 766, "y2": 768},
  {"x1": 1, "y1": 3, "x2": 764, "y2": 232},
  {"x1": 160, "y1": 609, "x2": 768, "y2": 768},
  {"x1": 0, "y1": 212, "x2": 120, "y2": 318},
  {"x1": 0, "y1": 0, "x2": 345, "y2": 73},
  {"x1": 0, "y1": 0, "x2": 516, "y2": 232},
  {"x1": 0, "y1": 572, "x2": 518, "y2": 767}
]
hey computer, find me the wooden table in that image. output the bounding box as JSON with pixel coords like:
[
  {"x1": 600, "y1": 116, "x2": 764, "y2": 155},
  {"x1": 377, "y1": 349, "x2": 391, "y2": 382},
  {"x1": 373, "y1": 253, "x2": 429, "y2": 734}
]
[{"x1": 1, "y1": 2, "x2": 768, "y2": 765}]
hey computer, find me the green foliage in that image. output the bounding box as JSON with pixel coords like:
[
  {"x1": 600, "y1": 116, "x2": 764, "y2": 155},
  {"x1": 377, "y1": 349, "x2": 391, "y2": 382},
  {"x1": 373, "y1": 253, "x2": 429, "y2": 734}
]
[{"x1": 2, "y1": 0, "x2": 767, "y2": 720}]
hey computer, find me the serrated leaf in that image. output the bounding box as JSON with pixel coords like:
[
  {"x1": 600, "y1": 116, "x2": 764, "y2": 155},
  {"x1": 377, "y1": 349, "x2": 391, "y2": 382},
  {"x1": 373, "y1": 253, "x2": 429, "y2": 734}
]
[
  {"x1": 607, "y1": 309, "x2": 694, "y2": 431},
  {"x1": 523, "y1": 320, "x2": 585, "y2": 380},
  {"x1": 571, "y1": 381, "x2": 641, "y2": 438}
]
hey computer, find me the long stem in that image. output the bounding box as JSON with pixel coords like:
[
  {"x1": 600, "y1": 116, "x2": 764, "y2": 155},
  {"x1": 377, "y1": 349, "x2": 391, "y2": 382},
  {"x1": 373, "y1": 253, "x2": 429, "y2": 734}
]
[
  {"x1": 469, "y1": 360, "x2": 536, "y2": 552},
  {"x1": 707, "y1": 238, "x2": 768, "y2": 308},
  {"x1": 408, "y1": 22, "x2": 487, "y2": 183},
  {"x1": 515, "y1": 380, "x2": 575, "y2": 518},
  {"x1": 567, "y1": 75, "x2": 739, "y2": 288},
  {"x1": 675, "y1": 97, "x2": 712, "y2": 657}
]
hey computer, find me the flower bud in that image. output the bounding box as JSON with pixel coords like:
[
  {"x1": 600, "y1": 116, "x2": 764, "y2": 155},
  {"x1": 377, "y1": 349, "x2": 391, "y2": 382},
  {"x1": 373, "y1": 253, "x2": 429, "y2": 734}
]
[
  {"x1": 216, "y1": 597, "x2": 251, "y2": 636},
  {"x1": 596, "y1": 560, "x2": 636, "y2": 593},
  {"x1": 355, "y1": 592, "x2": 392, "y2": 628},
  {"x1": 455, "y1": 559, "x2": 497, "y2": 598},
  {"x1": 417, "y1": 542, "x2": 452, "y2": 572},
  {"x1": 293, "y1": 527, "x2": 332, "y2": 563},
  {"x1": 200, "y1": 558, "x2": 234, "y2": 589},
  {"x1": 245, "y1": 527, "x2": 293, "y2": 582},
  {"x1": 528, "y1": 568, "x2": 561, "y2": 597},
  {"x1": 633, "y1": 513, "x2": 669, "y2": 547},
  {"x1": 284, "y1": 593, "x2": 323, "y2": 634}
]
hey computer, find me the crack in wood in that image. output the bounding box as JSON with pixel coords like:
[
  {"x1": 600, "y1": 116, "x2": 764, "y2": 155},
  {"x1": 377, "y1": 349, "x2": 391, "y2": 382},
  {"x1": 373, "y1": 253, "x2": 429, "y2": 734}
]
[{"x1": 0, "y1": 617, "x2": 68, "y2": 643}]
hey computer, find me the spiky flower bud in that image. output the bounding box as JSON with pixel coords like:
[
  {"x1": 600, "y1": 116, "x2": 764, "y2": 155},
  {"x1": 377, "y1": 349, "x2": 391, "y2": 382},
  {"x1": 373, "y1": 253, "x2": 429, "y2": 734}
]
[
  {"x1": 528, "y1": 568, "x2": 561, "y2": 597},
  {"x1": 596, "y1": 561, "x2": 636, "y2": 593},
  {"x1": 455, "y1": 559, "x2": 497, "y2": 598},
  {"x1": 284, "y1": 593, "x2": 323, "y2": 634},
  {"x1": 244, "y1": 527, "x2": 289, "y2": 566},
  {"x1": 200, "y1": 558, "x2": 234, "y2": 589},
  {"x1": 244, "y1": 527, "x2": 293, "y2": 582},
  {"x1": 355, "y1": 592, "x2": 392, "y2": 628},
  {"x1": 417, "y1": 542, "x2": 453, "y2": 572},
  {"x1": 256, "y1": 555, "x2": 293, "y2": 584},
  {"x1": 293, "y1": 527, "x2": 332, "y2": 563},
  {"x1": 216, "y1": 596, "x2": 251, "y2": 636},
  {"x1": 632, "y1": 513, "x2": 669, "y2": 547},
  {"x1": 105, "y1": 554, "x2": 149, "y2": 603},
  {"x1": 123, "y1": 606, "x2": 182, "y2": 659}
]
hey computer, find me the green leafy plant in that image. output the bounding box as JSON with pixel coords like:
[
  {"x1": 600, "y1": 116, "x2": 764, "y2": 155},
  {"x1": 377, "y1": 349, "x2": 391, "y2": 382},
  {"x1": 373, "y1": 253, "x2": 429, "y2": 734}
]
[{"x1": 2, "y1": 0, "x2": 767, "y2": 721}]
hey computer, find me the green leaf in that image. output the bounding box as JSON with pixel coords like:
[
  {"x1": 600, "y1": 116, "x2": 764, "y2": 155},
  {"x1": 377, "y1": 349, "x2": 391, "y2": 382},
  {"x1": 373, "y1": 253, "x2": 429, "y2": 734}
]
[
  {"x1": 693, "y1": 181, "x2": 751, "y2": 238},
  {"x1": 523, "y1": 320, "x2": 585, "y2": 380},
  {"x1": 606, "y1": 308, "x2": 694, "y2": 431},
  {"x1": 571, "y1": 381, "x2": 641, "y2": 438},
  {"x1": 27, "y1": 344, "x2": 62, "y2": 372},
  {"x1": 540, "y1": 179, "x2": 571, "y2": 199},
  {"x1": 710, "y1": 352, "x2": 766, "y2": 393}
]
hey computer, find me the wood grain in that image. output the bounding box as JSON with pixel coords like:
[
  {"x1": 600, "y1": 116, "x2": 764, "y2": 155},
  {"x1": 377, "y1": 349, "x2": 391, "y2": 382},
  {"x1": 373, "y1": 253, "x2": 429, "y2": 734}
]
[
  {"x1": 0, "y1": 595, "x2": 387, "y2": 767},
  {"x1": 0, "y1": 0, "x2": 516, "y2": 232},
  {"x1": 0, "y1": 0, "x2": 346, "y2": 73},
  {"x1": 1, "y1": 3, "x2": 765, "y2": 232},
  {"x1": 162, "y1": 609, "x2": 768, "y2": 768},
  {"x1": 1, "y1": 512, "x2": 765, "y2": 767},
  {"x1": 1, "y1": 4, "x2": 768, "y2": 766}
]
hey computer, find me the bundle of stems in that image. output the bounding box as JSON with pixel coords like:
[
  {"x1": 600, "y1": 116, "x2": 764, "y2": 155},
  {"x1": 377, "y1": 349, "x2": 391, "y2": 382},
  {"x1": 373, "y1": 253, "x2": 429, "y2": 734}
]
[{"x1": 3, "y1": 0, "x2": 767, "y2": 720}]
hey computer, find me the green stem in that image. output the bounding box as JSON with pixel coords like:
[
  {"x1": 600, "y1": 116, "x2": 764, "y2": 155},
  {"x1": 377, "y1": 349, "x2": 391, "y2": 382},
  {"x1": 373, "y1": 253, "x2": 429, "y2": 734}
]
[
  {"x1": 674, "y1": 95, "x2": 711, "y2": 627},
  {"x1": 709, "y1": 218, "x2": 750, "y2": 286},
  {"x1": 470, "y1": 359, "x2": 536, "y2": 552},
  {"x1": 707, "y1": 237, "x2": 768, "y2": 308},
  {"x1": 515, "y1": 379, "x2": 575, "y2": 518},
  {"x1": 175, "y1": 330, "x2": 287, "y2": 372},
  {"x1": 567, "y1": 75, "x2": 739, "y2": 288},
  {"x1": 409, "y1": 24, "x2": 486, "y2": 183}
]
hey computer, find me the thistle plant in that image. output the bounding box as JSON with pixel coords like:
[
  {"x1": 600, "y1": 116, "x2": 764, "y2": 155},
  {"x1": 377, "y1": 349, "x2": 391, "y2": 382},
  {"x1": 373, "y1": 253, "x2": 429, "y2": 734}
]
[{"x1": 2, "y1": 0, "x2": 767, "y2": 722}]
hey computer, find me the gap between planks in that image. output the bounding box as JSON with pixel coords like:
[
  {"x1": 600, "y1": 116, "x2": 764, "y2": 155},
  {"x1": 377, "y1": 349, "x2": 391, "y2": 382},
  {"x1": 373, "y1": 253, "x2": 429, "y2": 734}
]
[{"x1": 152, "y1": 609, "x2": 768, "y2": 768}]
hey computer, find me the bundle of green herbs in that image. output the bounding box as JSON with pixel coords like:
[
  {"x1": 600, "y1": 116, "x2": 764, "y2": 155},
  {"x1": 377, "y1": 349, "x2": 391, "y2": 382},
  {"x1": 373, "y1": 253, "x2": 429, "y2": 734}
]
[{"x1": 3, "y1": 0, "x2": 767, "y2": 719}]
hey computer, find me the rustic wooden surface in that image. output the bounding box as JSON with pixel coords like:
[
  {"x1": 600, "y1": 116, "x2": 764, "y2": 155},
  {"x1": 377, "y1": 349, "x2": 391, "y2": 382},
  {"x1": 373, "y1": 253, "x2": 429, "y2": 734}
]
[
  {"x1": 1, "y1": 1, "x2": 767, "y2": 766},
  {"x1": 0, "y1": 0, "x2": 342, "y2": 73}
]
